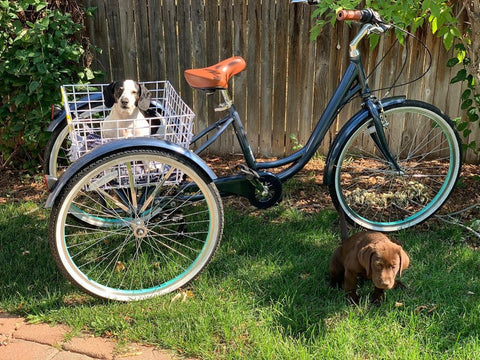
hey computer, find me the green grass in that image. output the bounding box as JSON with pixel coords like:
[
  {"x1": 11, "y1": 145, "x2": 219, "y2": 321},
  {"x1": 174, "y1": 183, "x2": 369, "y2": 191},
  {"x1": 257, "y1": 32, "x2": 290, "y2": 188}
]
[{"x1": 1, "y1": 187, "x2": 480, "y2": 359}]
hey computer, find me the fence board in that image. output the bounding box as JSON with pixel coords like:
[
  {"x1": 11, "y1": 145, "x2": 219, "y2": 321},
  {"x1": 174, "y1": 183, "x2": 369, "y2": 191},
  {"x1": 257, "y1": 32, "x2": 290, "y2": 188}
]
[
  {"x1": 271, "y1": 1, "x2": 288, "y2": 156},
  {"x1": 82, "y1": 1, "x2": 475, "y2": 162},
  {"x1": 232, "y1": 0, "x2": 247, "y2": 155},
  {"x1": 148, "y1": 0, "x2": 166, "y2": 81}
]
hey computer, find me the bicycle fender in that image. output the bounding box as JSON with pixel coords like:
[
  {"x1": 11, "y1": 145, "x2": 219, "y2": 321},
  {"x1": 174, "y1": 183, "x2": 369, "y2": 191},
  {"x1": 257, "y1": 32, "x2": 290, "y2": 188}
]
[
  {"x1": 45, "y1": 138, "x2": 216, "y2": 208},
  {"x1": 323, "y1": 96, "x2": 406, "y2": 186},
  {"x1": 46, "y1": 110, "x2": 67, "y2": 132}
]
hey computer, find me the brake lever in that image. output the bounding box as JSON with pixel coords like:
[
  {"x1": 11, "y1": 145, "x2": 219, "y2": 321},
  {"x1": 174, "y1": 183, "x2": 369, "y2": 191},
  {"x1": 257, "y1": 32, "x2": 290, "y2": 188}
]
[{"x1": 290, "y1": 0, "x2": 320, "y2": 4}]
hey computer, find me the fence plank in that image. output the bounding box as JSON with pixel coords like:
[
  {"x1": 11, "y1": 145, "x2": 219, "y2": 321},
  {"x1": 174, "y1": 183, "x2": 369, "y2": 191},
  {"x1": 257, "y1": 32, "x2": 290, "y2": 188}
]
[
  {"x1": 148, "y1": 0, "x2": 166, "y2": 81},
  {"x1": 271, "y1": 1, "x2": 289, "y2": 156},
  {"x1": 178, "y1": 1, "x2": 193, "y2": 107},
  {"x1": 232, "y1": 0, "x2": 247, "y2": 155},
  {"x1": 245, "y1": 1, "x2": 261, "y2": 154},
  {"x1": 190, "y1": 0, "x2": 207, "y2": 148},
  {"x1": 135, "y1": 0, "x2": 152, "y2": 81}
]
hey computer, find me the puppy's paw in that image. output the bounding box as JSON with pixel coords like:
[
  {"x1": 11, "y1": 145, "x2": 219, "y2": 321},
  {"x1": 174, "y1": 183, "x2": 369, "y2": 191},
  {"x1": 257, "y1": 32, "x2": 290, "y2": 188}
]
[
  {"x1": 393, "y1": 280, "x2": 407, "y2": 289},
  {"x1": 345, "y1": 291, "x2": 359, "y2": 305},
  {"x1": 371, "y1": 287, "x2": 385, "y2": 304}
]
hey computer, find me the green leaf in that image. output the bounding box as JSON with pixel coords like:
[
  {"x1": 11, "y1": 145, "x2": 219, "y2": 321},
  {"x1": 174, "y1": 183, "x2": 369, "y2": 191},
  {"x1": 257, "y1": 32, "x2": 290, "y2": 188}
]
[
  {"x1": 457, "y1": 122, "x2": 468, "y2": 131},
  {"x1": 451, "y1": 69, "x2": 467, "y2": 84},
  {"x1": 28, "y1": 80, "x2": 40, "y2": 94},
  {"x1": 461, "y1": 99, "x2": 473, "y2": 110},
  {"x1": 467, "y1": 108, "x2": 479, "y2": 122},
  {"x1": 474, "y1": 94, "x2": 480, "y2": 106},
  {"x1": 443, "y1": 31, "x2": 454, "y2": 51},
  {"x1": 462, "y1": 89, "x2": 471, "y2": 100},
  {"x1": 310, "y1": 25, "x2": 321, "y2": 41},
  {"x1": 446, "y1": 57, "x2": 459, "y2": 68}
]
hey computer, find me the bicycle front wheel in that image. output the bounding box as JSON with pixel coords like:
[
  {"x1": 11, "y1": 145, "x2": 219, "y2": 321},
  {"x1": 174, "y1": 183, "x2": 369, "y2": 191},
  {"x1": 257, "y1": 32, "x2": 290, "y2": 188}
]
[
  {"x1": 330, "y1": 100, "x2": 462, "y2": 232},
  {"x1": 48, "y1": 148, "x2": 224, "y2": 301}
]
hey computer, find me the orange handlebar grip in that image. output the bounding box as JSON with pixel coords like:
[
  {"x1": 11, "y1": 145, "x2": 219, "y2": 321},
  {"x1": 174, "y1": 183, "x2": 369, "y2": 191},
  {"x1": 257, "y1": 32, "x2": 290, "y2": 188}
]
[{"x1": 337, "y1": 10, "x2": 363, "y2": 21}]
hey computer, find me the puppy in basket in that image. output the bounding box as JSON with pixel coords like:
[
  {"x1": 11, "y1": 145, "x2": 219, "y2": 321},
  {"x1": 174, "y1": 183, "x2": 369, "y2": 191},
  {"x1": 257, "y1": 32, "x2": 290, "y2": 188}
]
[{"x1": 101, "y1": 80, "x2": 151, "y2": 139}]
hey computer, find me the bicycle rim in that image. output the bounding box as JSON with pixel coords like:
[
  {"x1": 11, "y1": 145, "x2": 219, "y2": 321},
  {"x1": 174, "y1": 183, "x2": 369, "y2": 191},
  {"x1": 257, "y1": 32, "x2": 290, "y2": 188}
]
[
  {"x1": 45, "y1": 105, "x2": 106, "y2": 177},
  {"x1": 45, "y1": 125, "x2": 70, "y2": 178},
  {"x1": 332, "y1": 102, "x2": 461, "y2": 231},
  {"x1": 49, "y1": 150, "x2": 223, "y2": 301}
]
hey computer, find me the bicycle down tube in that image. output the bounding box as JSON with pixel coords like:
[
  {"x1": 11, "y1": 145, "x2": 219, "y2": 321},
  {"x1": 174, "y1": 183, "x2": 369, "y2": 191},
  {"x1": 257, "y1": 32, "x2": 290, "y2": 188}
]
[{"x1": 190, "y1": 23, "x2": 400, "y2": 191}]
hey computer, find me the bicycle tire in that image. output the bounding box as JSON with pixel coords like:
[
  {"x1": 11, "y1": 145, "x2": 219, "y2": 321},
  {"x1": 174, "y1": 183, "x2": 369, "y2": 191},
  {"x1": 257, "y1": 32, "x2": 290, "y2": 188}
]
[
  {"x1": 329, "y1": 100, "x2": 462, "y2": 232},
  {"x1": 43, "y1": 103, "x2": 105, "y2": 177},
  {"x1": 48, "y1": 148, "x2": 224, "y2": 301},
  {"x1": 43, "y1": 123, "x2": 70, "y2": 177}
]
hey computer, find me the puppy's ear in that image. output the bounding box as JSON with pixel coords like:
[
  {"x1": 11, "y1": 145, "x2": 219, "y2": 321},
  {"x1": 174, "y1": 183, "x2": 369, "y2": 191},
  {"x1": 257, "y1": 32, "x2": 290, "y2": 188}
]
[
  {"x1": 398, "y1": 248, "x2": 410, "y2": 276},
  {"x1": 103, "y1": 81, "x2": 117, "y2": 108},
  {"x1": 358, "y1": 245, "x2": 374, "y2": 277},
  {"x1": 138, "y1": 84, "x2": 151, "y2": 111}
]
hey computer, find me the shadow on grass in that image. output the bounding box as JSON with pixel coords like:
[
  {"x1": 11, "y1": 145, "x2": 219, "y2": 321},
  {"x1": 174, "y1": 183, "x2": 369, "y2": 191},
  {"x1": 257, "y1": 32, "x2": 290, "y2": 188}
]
[
  {"x1": 0, "y1": 204, "x2": 100, "y2": 313},
  {"x1": 209, "y1": 205, "x2": 480, "y2": 346},
  {"x1": 208, "y1": 206, "x2": 347, "y2": 337}
]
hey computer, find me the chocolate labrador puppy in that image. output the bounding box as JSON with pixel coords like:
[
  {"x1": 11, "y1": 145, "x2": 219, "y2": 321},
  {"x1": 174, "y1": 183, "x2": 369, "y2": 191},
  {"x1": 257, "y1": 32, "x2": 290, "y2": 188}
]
[{"x1": 330, "y1": 210, "x2": 410, "y2": 304}]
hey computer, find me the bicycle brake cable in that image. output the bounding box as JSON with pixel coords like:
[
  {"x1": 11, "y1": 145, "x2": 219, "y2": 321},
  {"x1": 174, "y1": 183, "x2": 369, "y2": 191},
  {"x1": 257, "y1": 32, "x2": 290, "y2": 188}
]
[{"x1": 367, "y1": 24, "x2": 433, "y2": 95}]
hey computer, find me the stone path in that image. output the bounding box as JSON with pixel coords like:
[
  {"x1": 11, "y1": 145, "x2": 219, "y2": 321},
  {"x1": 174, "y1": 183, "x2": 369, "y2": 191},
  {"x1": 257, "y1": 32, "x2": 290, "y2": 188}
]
[{"x1": 0, "y1": 313, "x2": 193, "y2": 360}]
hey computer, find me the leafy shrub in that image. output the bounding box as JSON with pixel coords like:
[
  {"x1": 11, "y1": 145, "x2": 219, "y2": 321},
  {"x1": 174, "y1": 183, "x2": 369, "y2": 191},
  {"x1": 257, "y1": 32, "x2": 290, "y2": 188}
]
[{"x1": 0, "y1": 0, "x2": 99, "y2": 169}]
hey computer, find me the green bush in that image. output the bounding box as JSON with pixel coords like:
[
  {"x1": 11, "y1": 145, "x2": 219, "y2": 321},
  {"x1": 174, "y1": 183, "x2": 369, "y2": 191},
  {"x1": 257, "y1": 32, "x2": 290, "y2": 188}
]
[{"x1": 0, "y1": 0, "x2": 99, "y2": 169}]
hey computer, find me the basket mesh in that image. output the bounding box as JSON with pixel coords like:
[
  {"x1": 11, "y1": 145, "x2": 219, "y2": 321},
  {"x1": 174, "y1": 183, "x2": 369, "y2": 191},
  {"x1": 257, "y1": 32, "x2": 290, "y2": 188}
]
[{"x1": 61, "y1": 81, "x2": 195, "y2": 188}]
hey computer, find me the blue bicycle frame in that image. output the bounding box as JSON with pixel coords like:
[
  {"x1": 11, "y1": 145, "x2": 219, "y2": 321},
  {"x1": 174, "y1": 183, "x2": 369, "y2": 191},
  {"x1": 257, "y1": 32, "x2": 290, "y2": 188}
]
[{"x1": 190, "y1": 23, "x2": 403, "y2": 202}]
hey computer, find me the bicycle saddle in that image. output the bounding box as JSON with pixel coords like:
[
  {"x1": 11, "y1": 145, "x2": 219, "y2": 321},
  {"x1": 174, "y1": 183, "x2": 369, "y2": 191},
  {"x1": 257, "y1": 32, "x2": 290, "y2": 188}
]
[{"x1": 184, "y1": 56, "x2": 246, "y2": 91}]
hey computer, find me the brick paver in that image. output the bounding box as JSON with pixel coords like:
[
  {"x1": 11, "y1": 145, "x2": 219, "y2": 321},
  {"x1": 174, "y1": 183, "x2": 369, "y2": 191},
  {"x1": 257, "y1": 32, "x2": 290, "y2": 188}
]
[
  {"x1": 0, "y1": 311, "x2": 192, "y2": 359},
  {"x1": 0, "y1": 339, "x2": 59, "y2": 360}
]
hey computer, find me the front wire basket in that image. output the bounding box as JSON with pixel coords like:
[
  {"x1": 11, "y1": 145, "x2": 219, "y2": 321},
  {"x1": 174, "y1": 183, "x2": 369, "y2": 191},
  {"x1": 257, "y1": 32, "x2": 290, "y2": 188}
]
[{"x1": 61, "y1": 81, "x2": 195, "y2": 188}]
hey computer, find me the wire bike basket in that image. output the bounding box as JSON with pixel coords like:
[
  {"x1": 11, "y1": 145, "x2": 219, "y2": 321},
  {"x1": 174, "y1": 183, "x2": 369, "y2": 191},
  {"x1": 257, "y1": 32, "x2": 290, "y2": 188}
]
[{"x1": 61, "y1": 81, "x2": 195, "y2": 188}]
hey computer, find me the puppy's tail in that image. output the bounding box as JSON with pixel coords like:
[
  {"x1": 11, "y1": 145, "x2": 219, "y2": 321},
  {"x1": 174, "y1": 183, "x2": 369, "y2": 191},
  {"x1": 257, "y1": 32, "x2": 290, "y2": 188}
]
[{"x1": 338, "y1": 207, "x2": 349, "y2": 243}]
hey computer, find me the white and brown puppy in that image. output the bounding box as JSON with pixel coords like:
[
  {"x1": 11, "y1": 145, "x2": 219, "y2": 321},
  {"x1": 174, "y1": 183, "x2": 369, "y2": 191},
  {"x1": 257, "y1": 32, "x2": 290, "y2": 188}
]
[
  {"x1": 101, "y1": 80, "x2": 151, "y2": 139},
  {"x1": 330, "y1": 210, "x2": 410, "y2": 304}
]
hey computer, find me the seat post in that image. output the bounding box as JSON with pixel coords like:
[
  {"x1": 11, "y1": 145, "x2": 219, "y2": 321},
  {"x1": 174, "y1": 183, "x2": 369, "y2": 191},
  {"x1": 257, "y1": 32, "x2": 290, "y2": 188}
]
[{"x1": 214, "y1": 89, "x2": 233, "y2": 112}]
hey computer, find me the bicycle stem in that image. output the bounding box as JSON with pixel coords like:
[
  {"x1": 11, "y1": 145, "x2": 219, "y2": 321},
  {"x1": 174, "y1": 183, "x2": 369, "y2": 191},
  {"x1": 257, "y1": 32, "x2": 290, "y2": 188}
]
[{"x1": 349, "y1": 23, "x2": 389, "y2": 59}]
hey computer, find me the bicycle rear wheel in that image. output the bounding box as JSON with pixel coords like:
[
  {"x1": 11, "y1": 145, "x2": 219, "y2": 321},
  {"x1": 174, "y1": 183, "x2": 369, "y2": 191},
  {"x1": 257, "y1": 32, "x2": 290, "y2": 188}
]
[
  {"x1": 330, "y1": 100, "x2": 462, "y2": 231},
  {"x1": 48, "y1": 148, "x2": 223, "y2": 301},
  {"x1": 43, "y1": 103, "x2": 105, "y2": 177}
]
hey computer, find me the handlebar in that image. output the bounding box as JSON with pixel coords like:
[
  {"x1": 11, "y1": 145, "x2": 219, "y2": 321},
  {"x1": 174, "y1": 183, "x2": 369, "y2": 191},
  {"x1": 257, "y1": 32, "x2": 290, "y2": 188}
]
[
  {"x1": 337, "y1": 9, "x2": 384, "y2": 25},
  {"x1": 290, "y1": 0, "x2": 320, "y2": 4}
]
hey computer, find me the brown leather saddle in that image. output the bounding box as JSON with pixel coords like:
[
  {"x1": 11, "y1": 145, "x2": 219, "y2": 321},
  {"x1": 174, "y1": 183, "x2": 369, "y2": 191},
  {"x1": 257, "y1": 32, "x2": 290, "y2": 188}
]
[{"x1": 184, "y1": 56, "x2": 246, "y2": 91}]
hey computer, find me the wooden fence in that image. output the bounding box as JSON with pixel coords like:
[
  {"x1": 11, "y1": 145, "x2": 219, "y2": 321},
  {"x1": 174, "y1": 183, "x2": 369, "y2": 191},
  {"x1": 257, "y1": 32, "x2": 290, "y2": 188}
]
[{"x1": 82, "y1": 1, "x2": 476, "y2": 161}]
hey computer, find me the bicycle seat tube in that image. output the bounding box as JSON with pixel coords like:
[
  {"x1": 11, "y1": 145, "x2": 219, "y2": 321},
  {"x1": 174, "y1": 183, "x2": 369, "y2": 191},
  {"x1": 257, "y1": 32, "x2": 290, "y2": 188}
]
[{"x1": 220, "y1": 90, "x2": 258, "y2": 170}]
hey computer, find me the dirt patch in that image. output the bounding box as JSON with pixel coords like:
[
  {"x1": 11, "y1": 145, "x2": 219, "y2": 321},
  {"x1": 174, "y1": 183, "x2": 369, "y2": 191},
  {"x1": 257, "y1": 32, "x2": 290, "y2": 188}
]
[
  {"x1": 0, "y1": 170, "x2": 47, "y2": 205},
  {"x1": 1, "y1": 156, "x2": 478, "y2": 231}
]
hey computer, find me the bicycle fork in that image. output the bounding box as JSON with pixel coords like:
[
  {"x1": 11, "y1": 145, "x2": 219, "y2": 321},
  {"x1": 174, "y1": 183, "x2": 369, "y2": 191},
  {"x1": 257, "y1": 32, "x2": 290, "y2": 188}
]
[{"x1": 365, "y1": 97, "x2": 403, "y2": 174}]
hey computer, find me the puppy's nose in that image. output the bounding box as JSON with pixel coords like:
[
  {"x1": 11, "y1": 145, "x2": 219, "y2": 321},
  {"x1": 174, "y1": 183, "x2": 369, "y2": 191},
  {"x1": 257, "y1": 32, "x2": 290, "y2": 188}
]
[
  {"x1": 120, "y1": 98, "x2": 129, "y2": 106},
  {"x1": 376, "y1": 279, "x2": 393, "y2": 289}
]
